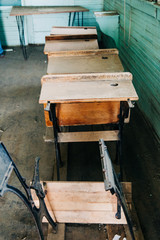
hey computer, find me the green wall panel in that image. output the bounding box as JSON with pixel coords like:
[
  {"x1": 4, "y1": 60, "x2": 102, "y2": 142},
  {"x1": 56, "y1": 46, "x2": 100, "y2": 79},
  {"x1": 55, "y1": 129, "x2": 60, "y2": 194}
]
[
  {"x1": 104, "y1": 0, "x2": 160, "y2": 141},
  {"x1": 0, "y1": 0, "x2": 21, "y2": 6}
]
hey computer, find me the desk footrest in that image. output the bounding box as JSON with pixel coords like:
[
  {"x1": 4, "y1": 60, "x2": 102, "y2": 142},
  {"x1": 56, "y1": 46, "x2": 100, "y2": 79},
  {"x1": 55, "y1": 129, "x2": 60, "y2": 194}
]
[
  {"x1": 44, "y1": 130, "x2": 119, "y2": 143},
  {"x1": 58, "y1": 130, "x2": 119, "y2": 142}
]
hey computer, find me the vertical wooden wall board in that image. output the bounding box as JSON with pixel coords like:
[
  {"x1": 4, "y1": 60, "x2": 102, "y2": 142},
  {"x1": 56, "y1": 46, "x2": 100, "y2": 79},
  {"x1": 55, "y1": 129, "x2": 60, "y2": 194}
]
[{"x1": 104, "y1": 0, "x2": 160, "y2": 141}]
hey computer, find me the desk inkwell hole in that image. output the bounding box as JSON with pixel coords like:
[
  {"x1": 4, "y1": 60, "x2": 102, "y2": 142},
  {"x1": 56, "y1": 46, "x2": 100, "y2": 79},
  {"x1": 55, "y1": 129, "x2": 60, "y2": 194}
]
[
  {"x1": 110, "y1": 83, "x2": 118, "y2": 87},
  {"x1": 102, "y1": 56, "x2": 108, "y2": 59},
  {"x1": 85, "y1": 39, "x2": 90, "y2": 41},
  {"x1": 84, "y1": 28, "x2": 88, "y2": 30}
]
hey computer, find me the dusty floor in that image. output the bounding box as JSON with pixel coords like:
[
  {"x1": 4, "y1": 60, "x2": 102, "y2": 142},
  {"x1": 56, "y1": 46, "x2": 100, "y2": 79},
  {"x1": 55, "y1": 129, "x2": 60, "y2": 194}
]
[{"x1": 0, "y1": 46, "x2": 160, "y2": 240}]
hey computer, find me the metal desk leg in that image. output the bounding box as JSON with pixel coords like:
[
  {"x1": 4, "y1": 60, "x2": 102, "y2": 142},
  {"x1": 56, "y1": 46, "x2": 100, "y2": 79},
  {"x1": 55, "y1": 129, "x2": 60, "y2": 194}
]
[
  {"x1": 77, "y1": 12, "x2": 80, "y2": 26},
  {"x1": 0, "y1": 143, "x2": 57, "y2": 240},
  {"x1": 118, "y1": 102, "x2": 125, "y2": 181},
  {"x1": 50, "y1": 104, "x2": 63, "y2": 181},
  {"x1": 99, "y1": 139, "x2": 135, "y2": 240},
  {"x1": 72, "y1": 12, "x2": 76, "y2": 26},
  {"x1": 16, "y1": 16, "x2": 28, "y2": 60},
  {"x1": 68, "y1": 12, "x2": 72, "y2": 26},
  {"x1": 82, "y1": 12, "x2": 84, "y2": 26}
]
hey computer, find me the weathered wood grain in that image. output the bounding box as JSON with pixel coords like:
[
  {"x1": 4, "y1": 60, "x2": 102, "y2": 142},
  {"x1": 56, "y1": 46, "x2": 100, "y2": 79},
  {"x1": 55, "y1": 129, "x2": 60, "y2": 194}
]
[
  {"x1": 41, "y1": 72, "x2": 133, "y2": 84},
  {"x1": 58, "y1": 130, "x2": 119, "y2": 142},
  {"x1": 44, "y1": 39, "x2": 98, "y2": 54},
  {"x1": 39, "y1": 181, "x2": 127, "y2": 224},
  {"x1": 47, "y1": 49, "x2": 123, "y2": 74},
  {"x1": 39, "y1": 80, "x2": 138, "y2": 104},
  {"x1": 10, "y1": 6, "x2": 89, "y2": 16},
  {"x1": 50, "y1": 26, "x2": 97, "y2": 36},
  {"x1": 43, "y1": 102, "x2": 120, "y2": 127}
]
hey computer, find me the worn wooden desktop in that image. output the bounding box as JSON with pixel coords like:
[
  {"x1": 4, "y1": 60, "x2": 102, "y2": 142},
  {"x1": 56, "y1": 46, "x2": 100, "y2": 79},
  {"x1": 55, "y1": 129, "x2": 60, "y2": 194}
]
[
  {"x1": 39, "y1": 72, "x2": 138, "y2": 134},
  {"x1": 47, "y1": 49, "x2": 124, "y2": 74},
  {"x1": 44, "y1": 39, "x2": 99, "y2": 54},
  {"x1": 45, "y1": 48, "x2": 124, "y2": 127},
  {"x1": 10, "y1": 6, "x2": 89, "y2": 16},
  {"x1": 44, "y1": 27, "x2": 98, "y2": 55},
  {"x1": 40, "y1": 73, "x2": 137, "y2": 181},
  {"x1": 50, "y1": 26, "x2": 97, "y2": 36}
]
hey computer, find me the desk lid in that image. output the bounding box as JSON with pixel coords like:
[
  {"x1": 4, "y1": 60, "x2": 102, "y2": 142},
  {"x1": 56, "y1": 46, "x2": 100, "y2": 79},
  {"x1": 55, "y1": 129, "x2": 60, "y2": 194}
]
[
  {"x1": 44, "y1": 39, "x2": 98, "y2": 54},
  {"x1": 39, "y1": 72, "x2": 138, "y2": 104},
  {"x1": 47, "y1": 49, "x2": 124, "y2": 74}
]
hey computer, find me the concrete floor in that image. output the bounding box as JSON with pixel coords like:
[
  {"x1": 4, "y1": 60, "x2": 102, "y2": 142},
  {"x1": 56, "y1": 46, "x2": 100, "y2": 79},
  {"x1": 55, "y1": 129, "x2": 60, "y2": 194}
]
[{"x1": 0, "y1": 46, "x2": 160, "y2": 240}]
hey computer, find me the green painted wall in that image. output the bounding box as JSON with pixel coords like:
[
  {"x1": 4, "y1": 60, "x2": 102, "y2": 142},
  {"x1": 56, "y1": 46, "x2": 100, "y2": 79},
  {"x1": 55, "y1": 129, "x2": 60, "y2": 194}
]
[
  {"x1": 0, "y1": 0, "x2": 21, "y2": 6},
  {"x1": 104, "y1": 0, "x2": 160, "y2": 141}
]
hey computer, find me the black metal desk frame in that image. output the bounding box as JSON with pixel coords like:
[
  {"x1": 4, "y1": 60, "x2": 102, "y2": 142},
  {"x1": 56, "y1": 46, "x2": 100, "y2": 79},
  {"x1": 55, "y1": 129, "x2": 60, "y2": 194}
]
[
  {"x1": 99, "y1": 139, "x2": 135, "y2": 240},
  {"x1": 45, "y1": 101, "x2": 132, "y2": 181},
  {"x1": 0, "y1": 143, "x2": 57, "y2": 240}
]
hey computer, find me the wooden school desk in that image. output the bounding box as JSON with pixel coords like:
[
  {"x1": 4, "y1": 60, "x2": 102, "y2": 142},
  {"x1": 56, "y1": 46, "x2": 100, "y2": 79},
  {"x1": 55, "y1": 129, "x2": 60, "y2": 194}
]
[
  {"x1": 39, "y1": 72, "x2": 138, "y2": 180},
  {"x1": 50, "y1": 26, "x2": 97, "y2": 35},
  {"x1": 47, "y1": 49, "x2": 124, "y2": 74},
  {"x1": 10, "y1": 6, "x2": 89, "y2": 59},
  {"x1": 44, "y1": 27, "x2": 98, "y2": 55}
]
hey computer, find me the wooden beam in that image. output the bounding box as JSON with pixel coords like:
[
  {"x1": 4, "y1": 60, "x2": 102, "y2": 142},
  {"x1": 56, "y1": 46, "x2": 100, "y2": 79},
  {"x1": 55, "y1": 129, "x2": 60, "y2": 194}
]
[
  {"x1": 47, "y1": 48, "x2": 119, "y2": 57},
  {"x1": 41, "y1": 72, "x2": 133, "y2": 84},
  {"x1": 58, "y1": 131, "x2": 119, "y2": 142}
]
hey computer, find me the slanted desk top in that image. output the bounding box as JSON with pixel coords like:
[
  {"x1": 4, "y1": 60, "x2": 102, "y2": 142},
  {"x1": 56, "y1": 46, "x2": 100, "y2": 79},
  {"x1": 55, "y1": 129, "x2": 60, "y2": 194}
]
[
  {"x1": 47, "y1": 49, "x2": 124, "y2": 74},
  {"x1": 10, "y1": 6, "x2": 89, "y2": 16},
  {"x1": 39, "y1": 73, "x2": 138, "y2": 104},
  {"x1": 50, "y1": 26, "x2": 97, "y2": 36},
  {"x1": 45, "y1": 27, "x2": 98, "y2": 54},
  {"x1": 44, "y1": 39, "x2": 99, "y2": 54}
]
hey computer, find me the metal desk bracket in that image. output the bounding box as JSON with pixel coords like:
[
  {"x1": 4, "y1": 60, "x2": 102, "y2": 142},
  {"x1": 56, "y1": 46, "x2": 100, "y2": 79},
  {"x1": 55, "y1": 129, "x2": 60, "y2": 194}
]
[
  {"x1": 99, "y1": 139, "x2": 135, "y2": 240},
  {"x1": 0, "y1": 142, "x2": 57, "y2": 240}
]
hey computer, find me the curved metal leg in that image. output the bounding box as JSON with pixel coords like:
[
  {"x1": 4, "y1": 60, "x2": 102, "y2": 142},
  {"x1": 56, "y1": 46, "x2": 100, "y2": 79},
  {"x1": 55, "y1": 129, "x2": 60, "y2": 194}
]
[
  {"x1": 5, "y1": 185, "x2": 57, "y2": 240},
  {"x1": 39, "y1": 198, "x2": 57, "y2": 232},
  {"x1": 0, "y1": 143, "x2": 57, "y2": 239}
]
